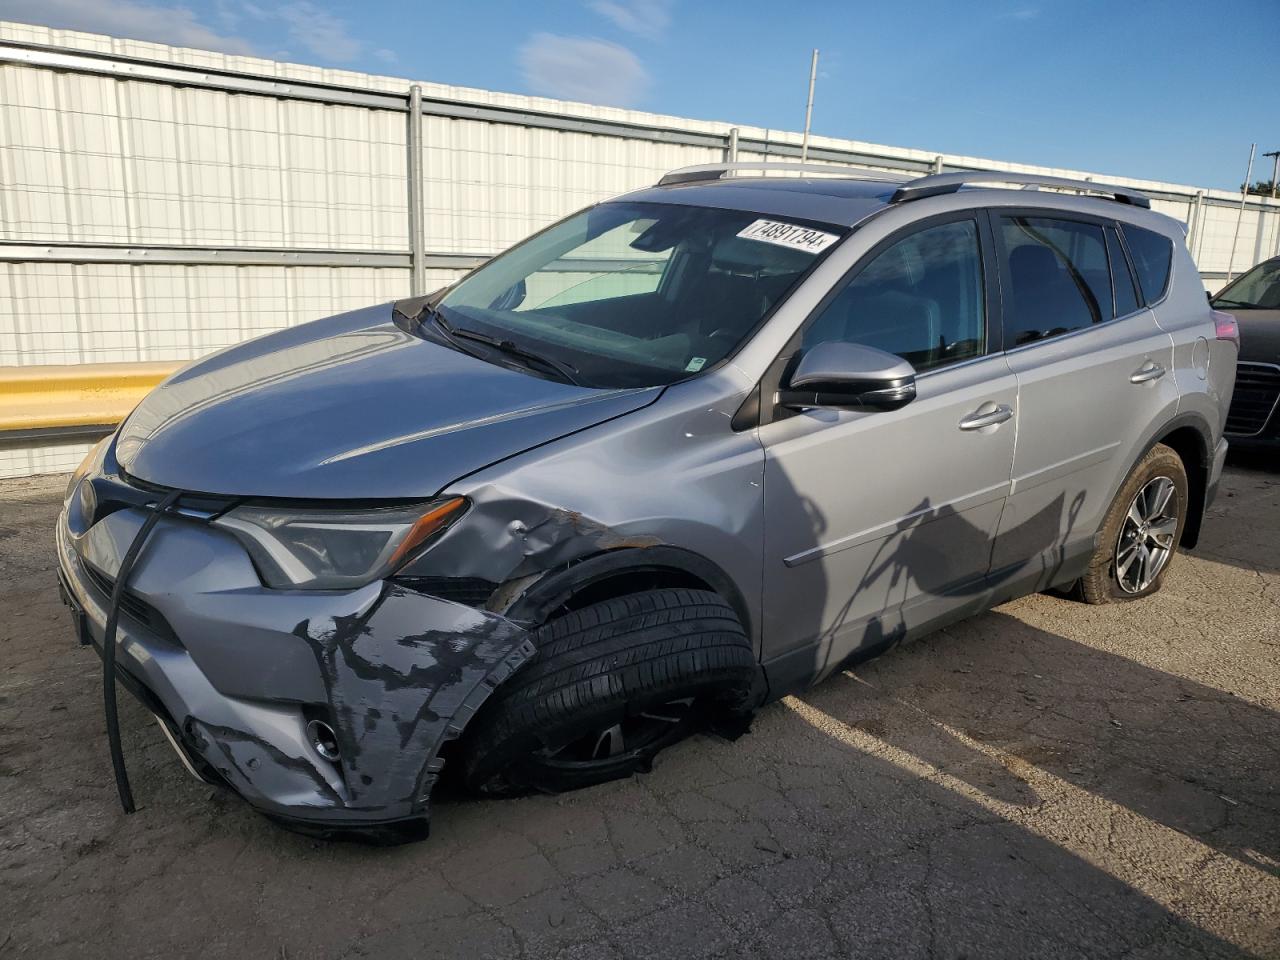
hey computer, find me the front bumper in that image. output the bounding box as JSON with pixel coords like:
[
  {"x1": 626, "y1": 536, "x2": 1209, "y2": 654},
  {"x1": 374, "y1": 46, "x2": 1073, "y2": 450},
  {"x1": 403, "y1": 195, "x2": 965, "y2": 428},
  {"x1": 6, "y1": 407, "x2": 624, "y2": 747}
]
[
  {"x1": 1223, "y1": 361, "x2": 1280, "y2": 448},
  {"x1": 56, "y1": 496, "x2": 533, "y2": 841}
]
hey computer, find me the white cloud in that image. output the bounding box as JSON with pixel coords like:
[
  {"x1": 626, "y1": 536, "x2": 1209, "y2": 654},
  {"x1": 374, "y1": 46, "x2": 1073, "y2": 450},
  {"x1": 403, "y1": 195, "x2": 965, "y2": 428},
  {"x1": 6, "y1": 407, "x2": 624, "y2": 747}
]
[
  {"x1": 586, "y1": 0, "x2": 671, "y2": 39},
  {"x1": 1001, "y1": 6, "x2": 1040, "y2": 20},
  {"x1": 276, "y1": 1, "x2": 362, "y2": 63},
  {"x1": 519, "y1": 33, "x2": 649, "y2": 108},
  {"x1": 1, "y1": 0, "x2": 257, "y2": 54},
  {"x1": 3, "y1": 0, "x2": 388, "y2": 66}
]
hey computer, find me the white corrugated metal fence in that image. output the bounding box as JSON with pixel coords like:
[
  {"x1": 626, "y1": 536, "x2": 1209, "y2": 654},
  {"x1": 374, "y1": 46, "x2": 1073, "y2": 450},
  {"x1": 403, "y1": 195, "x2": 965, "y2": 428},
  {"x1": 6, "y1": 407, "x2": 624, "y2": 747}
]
[{"x1": 2, "y1": 19, "x2": 1278, "y2": 478}]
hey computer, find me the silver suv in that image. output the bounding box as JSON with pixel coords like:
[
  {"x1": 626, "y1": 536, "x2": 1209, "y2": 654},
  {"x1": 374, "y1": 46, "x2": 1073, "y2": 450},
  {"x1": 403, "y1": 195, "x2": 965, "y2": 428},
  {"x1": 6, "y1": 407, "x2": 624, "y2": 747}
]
[{"x1": 56, "y1": 163, "x2": 1238, "y2": 843}]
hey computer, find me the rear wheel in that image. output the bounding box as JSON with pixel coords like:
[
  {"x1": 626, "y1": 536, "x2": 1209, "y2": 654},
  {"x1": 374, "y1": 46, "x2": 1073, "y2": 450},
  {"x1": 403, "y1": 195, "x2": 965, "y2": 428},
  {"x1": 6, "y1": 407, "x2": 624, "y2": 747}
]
[
  {"x1": 460, "y1": 588, "x2": 756, "y2": 796},
  {"x1": 1078, "y1": 443, "x2": 1188, "y2": 603}
]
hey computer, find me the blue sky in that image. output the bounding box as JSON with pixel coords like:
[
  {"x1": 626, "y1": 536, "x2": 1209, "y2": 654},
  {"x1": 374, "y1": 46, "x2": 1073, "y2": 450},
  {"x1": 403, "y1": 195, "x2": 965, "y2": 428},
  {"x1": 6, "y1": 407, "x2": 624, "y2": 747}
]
[{"x1": 4, "y1": 0, "x2": 1277, "y2": 190}]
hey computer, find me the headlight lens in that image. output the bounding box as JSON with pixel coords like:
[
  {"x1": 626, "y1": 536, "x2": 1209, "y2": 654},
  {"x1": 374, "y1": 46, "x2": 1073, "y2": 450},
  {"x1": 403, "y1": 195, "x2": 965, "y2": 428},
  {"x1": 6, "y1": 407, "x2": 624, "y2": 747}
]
[
  {"x1": 65, "y1": 438, "x2": 109, "y2": 503},
  {"x1": 213, "y1": 497, "x2": 467, "y2": 590}
]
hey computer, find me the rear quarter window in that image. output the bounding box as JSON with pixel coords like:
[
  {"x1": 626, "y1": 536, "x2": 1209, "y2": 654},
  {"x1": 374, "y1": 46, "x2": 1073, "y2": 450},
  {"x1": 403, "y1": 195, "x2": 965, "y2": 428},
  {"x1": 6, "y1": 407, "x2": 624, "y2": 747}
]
[{"x1": 1120, "y1": 224, "x2": 1173, "y2": 304}]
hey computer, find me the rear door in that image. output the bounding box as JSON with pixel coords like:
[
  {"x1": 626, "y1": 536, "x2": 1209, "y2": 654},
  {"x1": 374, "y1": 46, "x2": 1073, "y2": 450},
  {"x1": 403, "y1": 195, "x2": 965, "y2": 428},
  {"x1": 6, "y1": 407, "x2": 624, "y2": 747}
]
[
  {"x1": 989, "y1": 210, "x2": 1178, "y2": 593},
  {"x1": 758, "y1": 213, "x2": 1017, "y2": 682}
]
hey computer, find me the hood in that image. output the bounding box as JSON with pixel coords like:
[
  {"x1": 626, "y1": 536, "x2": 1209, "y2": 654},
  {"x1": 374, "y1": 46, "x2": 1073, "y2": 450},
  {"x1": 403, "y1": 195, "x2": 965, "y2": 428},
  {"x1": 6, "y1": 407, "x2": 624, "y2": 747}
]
[
  {"x1": 115, "y1": 304, "x2": 661, "y2": 499},
  {"x1": 1224, "y1": 307, "x2": 1280, "y2": 364}
]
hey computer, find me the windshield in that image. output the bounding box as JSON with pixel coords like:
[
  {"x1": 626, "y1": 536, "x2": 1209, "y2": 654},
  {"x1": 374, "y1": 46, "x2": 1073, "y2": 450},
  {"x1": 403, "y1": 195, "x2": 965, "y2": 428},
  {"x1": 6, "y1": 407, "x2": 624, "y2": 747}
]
[
  {"x1": 1213, "y1": 259, "x2": 1280, "y2": 309},
  {"x1": 434, "y1": 201, "x2": 845, "y2": 387}
]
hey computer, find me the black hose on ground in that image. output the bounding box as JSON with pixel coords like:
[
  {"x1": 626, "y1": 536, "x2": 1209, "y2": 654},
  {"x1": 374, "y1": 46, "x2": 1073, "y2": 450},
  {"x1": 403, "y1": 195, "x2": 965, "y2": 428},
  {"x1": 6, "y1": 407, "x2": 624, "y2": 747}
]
[{"x1": 102, "y1": 487, "x2": 182, "y2": 813}]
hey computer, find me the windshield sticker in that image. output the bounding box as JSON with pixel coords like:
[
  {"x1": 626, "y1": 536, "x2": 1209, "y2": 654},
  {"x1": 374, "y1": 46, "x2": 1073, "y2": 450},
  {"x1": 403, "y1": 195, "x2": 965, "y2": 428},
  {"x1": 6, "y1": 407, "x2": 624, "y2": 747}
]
[
  {"x1": 685, "y1": 356, "x2": 707, "y2": 372},
  {"x1": 736, "y1": 219, "x2": 838, "y2": 254}
]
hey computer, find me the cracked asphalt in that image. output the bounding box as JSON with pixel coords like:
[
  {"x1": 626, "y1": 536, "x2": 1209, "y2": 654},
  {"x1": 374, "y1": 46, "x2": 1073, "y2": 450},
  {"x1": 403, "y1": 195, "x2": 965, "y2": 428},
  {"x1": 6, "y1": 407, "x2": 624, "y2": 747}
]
[{"x1": 1, "y1": 459, "x2": 1277, "y2": 960}]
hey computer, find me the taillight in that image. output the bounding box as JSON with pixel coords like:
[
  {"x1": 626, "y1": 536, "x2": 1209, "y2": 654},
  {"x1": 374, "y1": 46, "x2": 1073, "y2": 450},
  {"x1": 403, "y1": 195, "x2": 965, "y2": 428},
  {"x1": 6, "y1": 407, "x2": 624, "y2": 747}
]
[{"x1": 1212, "y1": 309, "x2": 1240, "y2": 348}]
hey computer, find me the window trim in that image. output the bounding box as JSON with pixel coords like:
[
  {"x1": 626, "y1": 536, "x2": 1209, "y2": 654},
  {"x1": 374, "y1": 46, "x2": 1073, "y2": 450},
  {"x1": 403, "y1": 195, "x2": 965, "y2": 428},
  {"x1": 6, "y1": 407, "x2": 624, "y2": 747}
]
[
  {"x1": 992, "y1": 207, "x2": 1148, "y2": 354},
  {"x1": 755, "y1": 208, "x2": 1001, "y2": 426},
  {"x1": 1104, "y1": 224, "x2": 1144, "y2": 322}
]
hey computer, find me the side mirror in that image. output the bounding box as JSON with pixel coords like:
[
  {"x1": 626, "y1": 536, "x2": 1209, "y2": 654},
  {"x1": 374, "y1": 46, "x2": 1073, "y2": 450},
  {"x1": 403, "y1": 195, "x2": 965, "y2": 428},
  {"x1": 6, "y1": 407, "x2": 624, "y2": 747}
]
[{"x1": 779, "y1": 341, "x2": 917, "y2": 412}]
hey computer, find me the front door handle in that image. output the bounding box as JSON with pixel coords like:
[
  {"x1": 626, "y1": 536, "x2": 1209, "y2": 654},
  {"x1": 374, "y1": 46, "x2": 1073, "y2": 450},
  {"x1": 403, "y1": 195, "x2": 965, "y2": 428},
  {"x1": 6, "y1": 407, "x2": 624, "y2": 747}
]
[
  {"x1": 959, "y1": 403, "x2": 1014, "y2": 431},
  {"x1": 1130, "y1": 361, "x2": 1166, "y2": 384}
]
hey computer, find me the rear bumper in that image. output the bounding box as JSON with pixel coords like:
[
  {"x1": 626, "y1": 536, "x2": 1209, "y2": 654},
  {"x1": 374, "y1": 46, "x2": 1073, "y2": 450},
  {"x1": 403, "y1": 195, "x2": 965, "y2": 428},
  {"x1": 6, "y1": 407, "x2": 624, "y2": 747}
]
[
  {"x1": 56, "y1": 498, "x2": 533, "y2": 840},
  {"x1": 1206, "y1": 436, "x2": 1229, "y2": 510}
]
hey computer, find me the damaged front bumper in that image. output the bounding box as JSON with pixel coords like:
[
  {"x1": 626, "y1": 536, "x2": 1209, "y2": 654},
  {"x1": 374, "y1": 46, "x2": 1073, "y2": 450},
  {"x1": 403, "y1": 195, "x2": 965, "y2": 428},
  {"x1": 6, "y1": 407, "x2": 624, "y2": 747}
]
[{"x1": 56, "y1": 501, "x2": 534, "y2": 842}]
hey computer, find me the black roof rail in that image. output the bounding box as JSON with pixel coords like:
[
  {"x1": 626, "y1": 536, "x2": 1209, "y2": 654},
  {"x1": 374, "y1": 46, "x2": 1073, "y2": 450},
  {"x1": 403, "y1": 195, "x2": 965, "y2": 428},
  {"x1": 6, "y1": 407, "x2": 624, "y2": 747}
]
[
  {"x1": 891, "y1": 171, "x2": 1151, "y2": 209},
  {"x1": 657, "y1": 162, "x2": 907, "y2": 187}
]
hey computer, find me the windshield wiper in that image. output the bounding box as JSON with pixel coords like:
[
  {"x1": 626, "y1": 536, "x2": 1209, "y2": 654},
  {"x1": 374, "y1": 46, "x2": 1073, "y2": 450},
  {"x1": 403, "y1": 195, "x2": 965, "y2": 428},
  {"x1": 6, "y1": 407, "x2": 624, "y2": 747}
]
[
  {"x1": 450, "y1": 326, "x2": 584, "y2": 386},
  {"x1": 418, "y1": 306, "x2": 583, "y2": 386},
  {"x1": 419, "y1": 305, "x2": 475, "y2": 353},
  {"x1": 1213, "y1": 298, "x2": 1256, "y2": 308}
]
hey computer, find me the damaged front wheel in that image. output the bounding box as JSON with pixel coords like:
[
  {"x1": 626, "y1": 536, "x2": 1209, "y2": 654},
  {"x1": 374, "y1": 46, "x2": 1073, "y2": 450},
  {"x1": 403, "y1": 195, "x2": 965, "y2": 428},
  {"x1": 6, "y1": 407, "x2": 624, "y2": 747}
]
[{"x1": 460, "y1": 588, "x2": 756, "y2": 796}]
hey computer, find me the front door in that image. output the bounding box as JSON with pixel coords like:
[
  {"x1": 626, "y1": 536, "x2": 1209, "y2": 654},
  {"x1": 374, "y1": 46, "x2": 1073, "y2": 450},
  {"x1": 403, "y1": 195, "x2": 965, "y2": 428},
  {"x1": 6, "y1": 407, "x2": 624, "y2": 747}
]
[{"x1": 758, "y1": 214, "x2": 1017, "y2": 683}]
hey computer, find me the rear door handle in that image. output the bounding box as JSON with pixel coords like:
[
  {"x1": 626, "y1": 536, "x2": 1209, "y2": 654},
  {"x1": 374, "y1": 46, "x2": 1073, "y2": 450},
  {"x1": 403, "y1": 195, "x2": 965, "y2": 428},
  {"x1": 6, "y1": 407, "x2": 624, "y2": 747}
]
[
  {"x1": 1130, "y1": 361, "x2": 1166, "y2": 384},
  {"x1": 959, "y1": 403, "x2": 1014, "y2": 431}
]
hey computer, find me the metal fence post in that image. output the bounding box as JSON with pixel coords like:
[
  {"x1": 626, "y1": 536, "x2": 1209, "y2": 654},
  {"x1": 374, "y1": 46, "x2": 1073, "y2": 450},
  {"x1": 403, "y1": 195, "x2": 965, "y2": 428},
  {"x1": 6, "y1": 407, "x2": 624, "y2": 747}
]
[
  {"x1": 1188, "y1": 190, "x2": 1205, "y2": 259},
  {"x1": 1253, "y1": 207, "x2": 1267, "y2": 267},
  {"x1": 1226, "y1": 143, "x2": 1255, "y2": 284},
  {"x1": 407, "y1": 84, "x2": 425, "y2": 296}
]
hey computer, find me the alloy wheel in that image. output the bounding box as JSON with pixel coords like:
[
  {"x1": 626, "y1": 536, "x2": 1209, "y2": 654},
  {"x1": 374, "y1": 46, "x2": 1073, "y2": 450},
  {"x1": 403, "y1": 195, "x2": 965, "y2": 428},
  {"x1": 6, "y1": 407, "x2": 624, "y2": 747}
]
[
  {"x1": 534, "y1": 698, "x2": 695, "y2": 771},
  {"x1": 1114, "y1": 475, "x2": 1179, "y2": 594}
]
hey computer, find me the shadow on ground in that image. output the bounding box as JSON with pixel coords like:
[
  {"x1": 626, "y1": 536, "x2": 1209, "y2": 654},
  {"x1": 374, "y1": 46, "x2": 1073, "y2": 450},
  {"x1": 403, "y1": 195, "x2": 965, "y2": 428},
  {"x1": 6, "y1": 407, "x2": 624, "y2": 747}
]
[{"x1": 1203, "y1": 449, "x2": 1280, "y2": 576}]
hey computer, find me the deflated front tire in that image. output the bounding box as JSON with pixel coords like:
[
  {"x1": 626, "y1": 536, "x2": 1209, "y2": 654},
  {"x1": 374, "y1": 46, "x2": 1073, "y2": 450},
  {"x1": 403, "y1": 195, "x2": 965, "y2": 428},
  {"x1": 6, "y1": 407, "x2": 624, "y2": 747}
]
[{"x1": 459, "y1": 588, "x2": 756, "y2": 797}]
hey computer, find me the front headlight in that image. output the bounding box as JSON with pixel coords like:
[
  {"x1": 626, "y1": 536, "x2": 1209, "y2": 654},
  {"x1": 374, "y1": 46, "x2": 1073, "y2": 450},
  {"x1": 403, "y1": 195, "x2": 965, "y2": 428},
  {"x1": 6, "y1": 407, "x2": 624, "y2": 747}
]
[
  {"x1": 213, "y1": 497, "x2": 467, "y2": 590},
  {"x1": 65, "y1": 437, "x2": 110, "y2": 503}
]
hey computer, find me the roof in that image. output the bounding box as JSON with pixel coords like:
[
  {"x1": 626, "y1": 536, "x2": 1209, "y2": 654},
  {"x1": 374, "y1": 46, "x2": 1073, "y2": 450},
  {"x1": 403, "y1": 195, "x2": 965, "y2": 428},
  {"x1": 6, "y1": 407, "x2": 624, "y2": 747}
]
[
  {"x1": 616, "y1": 166, "x2": 1167, "y2": 232},
  {"x1": 617, "y1": 176, "x2": 899, "y2": 228}
]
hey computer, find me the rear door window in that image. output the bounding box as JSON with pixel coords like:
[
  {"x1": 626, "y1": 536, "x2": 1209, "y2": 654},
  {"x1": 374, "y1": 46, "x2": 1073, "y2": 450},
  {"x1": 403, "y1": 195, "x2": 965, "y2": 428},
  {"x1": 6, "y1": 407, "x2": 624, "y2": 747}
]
[
  {"x1": 1120, "y1": 224, "x2": 1173, "y2": 304},
  {"x1": 997, "y1": 216, "x2": 1111, "y2": 346}
]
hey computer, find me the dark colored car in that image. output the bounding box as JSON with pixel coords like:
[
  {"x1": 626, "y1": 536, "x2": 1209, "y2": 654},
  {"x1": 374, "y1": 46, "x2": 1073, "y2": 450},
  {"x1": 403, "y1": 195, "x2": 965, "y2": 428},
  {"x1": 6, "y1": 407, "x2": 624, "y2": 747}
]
[{"x1": 1213, "y1": 256, "x2": 1280, "y2": 448}]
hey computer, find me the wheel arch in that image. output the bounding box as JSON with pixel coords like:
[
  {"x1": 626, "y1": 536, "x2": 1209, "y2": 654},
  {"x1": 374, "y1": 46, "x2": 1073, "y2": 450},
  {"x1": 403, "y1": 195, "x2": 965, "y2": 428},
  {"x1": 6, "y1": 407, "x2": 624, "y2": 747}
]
[
  {"x1": 1146, "y1": 413, "x2": 1214, "y2": 549},
  {"x1": 501, "y1": 545, "x2": 755, "y2": 649}
]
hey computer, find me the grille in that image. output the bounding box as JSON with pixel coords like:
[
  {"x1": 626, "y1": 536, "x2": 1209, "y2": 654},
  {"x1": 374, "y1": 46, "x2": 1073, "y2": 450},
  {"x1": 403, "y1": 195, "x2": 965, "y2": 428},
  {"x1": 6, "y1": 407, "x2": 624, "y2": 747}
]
[
  {"x1": 82, "y1": 562, "x2": 178, "y2": 642},
  {"x1": 1225, "y1": 363, "x2": 1280, "y2": 437}
]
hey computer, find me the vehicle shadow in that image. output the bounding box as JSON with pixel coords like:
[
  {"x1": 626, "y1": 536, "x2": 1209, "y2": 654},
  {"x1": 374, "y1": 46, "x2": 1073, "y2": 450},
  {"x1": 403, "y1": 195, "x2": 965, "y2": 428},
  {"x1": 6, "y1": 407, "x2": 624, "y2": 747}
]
[
  {"x1": 1193, "y1": 455, "x2": 1280, "y2": 576},
  {"x1": 768, "y1": 453, "x2": 1278, "y2": 884},
  {"x1": 1226, "y1": 448, "x2": 1279, "y2": 475},
  {"x1": 804, "y1": 608, "x2": 1280, "y2": 880},
  {"x1": 794, "y1": 480, "x2": 1084, "y2": 706},
  {"x1": 732, "y1": 685, "x2": 1275, "y2": 958}
]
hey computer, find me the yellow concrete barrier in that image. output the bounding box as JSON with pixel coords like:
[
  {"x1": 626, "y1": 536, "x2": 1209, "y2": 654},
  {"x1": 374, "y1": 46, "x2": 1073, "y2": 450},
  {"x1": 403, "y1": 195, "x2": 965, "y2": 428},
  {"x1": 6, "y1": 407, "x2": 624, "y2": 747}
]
[{"x1": 0, "y1": 362, "x2": 182, "y2": 435}]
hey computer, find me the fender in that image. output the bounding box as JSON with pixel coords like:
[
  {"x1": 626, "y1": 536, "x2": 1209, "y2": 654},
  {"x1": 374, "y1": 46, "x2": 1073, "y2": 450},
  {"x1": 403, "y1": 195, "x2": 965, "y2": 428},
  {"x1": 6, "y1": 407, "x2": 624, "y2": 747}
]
[{"x1": 1111, "y1": 410, "x2": 1215, "y2": 549}]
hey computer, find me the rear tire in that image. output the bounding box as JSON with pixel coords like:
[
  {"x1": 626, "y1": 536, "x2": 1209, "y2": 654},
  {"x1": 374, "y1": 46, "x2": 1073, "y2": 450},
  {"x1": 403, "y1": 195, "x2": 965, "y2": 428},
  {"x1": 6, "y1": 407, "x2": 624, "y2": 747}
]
[
  {"x1": 460, "y1": 588, "x2": 756, "y2": 797},
  {"x1": 1078, "y1": 443, "x2": 1188, "y2": 604}
]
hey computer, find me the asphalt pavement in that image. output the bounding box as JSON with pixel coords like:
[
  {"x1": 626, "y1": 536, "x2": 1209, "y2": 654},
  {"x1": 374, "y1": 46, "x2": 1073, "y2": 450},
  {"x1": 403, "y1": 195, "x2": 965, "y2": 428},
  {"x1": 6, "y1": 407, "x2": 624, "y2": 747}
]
[{"x1": 1, "y1": 459, "x2": 1277, "y2": 959}]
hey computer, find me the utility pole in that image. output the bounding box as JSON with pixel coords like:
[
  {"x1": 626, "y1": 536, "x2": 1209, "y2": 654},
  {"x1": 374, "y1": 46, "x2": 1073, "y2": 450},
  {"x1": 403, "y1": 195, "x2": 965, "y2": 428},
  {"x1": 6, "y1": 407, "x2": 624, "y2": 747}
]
[
  {"x1": 1226, "y1": 143, "x2": 1256, "y2": 284},
  {"x1": 800, "y1": 49, "x2": 818, "y2": 162},
  {"x1": 1265, "y1": 149, "x2": 1280, "y2": 199}
]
